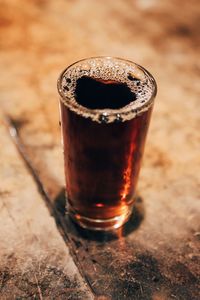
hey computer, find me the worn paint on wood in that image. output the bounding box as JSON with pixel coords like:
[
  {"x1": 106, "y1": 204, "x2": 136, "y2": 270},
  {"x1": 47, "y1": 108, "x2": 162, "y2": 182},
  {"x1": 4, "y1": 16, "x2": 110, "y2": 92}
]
[{"x1": 0, "y1": 0, "x2": 200, "y2": 299}]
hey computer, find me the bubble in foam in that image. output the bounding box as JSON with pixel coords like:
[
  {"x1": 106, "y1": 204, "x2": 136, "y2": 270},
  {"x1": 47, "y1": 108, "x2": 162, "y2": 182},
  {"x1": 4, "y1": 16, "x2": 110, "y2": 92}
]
[
  {"x1": 99, "y1": 112, "x2": 109, "y2": 124},
  {"x1": 127, "y1": 73, "x2": 136, "y2": 81},
  {"x1": 65, "y1": 77, "x2": 71, "y2": 84},
  {"x1": 81, "y1": 63, "x2": 90, "y2": 71},
  {"x1": 58, "y1": 57, "x2": 156, "y2": 123},
  {"x1": 115, "y1": 113, "x2": 122, "y2": 123},
  {"x1": 63, "y1": 85, "x2": 69, "y2": 92}
]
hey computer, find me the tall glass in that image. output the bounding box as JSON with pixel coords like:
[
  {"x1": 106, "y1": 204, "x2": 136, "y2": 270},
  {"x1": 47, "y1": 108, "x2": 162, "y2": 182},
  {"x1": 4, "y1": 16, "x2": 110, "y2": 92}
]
[{"x1": 57, "y1": 57, "x2": 157, "y2": 230}]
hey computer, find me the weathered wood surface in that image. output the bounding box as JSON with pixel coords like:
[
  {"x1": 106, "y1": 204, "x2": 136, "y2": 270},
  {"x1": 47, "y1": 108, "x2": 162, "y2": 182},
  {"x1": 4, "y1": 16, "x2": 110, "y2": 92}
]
[
  {"x1": 1, "y1": 0, "x2": 200, "y2": 299},
  {"x1": 0, "y1": 116, "x2": 92, "y2": 299}
]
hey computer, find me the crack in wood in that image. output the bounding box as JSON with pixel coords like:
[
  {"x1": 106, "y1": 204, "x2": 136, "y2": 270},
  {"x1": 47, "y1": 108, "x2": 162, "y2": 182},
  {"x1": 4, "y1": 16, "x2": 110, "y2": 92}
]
[
  {"x1": 1, "y1": 199, "x2": 21, "y2": 233},
  {"x1": 4, "y1": 115, "x2": 200, "y2": 300},
  {"x1": 4, "y1": 116, "x2": 96, "y2": 300}
]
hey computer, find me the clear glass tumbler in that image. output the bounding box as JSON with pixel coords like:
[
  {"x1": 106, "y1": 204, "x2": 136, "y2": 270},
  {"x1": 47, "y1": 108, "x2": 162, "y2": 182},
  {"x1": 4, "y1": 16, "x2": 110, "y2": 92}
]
[{"x1": 57, "y1": 57, "x2": 157, "y2": 230}]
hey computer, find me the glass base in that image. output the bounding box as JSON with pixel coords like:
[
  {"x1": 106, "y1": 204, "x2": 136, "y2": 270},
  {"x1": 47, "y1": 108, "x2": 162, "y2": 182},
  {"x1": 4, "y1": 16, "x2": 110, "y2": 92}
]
[{"x1": 67, "y1": 205, "x2": 133, "y2": 231}]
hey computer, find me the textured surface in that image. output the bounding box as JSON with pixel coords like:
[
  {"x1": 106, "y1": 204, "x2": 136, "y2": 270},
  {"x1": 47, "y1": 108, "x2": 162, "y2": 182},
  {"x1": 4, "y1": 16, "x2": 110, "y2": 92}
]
[
  {"x1": 0, "y1": 116, "x2": 92, "y2": 299},
  {"x1": 0, "y1": 0, "x2": 200, "y2": 299}
]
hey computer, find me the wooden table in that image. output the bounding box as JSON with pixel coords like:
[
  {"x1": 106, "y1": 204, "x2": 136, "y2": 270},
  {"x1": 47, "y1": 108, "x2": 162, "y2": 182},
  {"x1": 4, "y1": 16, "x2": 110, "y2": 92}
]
[{"x1": 0, "y1": 0, "x2": 199, "y2": 299}]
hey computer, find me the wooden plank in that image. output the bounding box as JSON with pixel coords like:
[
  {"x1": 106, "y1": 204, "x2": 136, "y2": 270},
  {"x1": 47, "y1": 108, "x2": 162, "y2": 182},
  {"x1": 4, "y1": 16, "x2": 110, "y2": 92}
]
[
  {"x1": 0, "y1": 117, "x2": 93, "y2": 299},
  {"x1": 1, "y1": 0, "x2": 200, "y2": 299},
  {"x1": 6, "y1": 119, "x2": 200, "y2": 299}
]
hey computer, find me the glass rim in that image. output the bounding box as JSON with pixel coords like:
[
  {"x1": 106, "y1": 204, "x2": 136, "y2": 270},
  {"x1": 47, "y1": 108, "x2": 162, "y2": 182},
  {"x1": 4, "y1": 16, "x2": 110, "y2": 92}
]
[{"x1": 57, "y1": 56, "x2": 157, "y2": 123}]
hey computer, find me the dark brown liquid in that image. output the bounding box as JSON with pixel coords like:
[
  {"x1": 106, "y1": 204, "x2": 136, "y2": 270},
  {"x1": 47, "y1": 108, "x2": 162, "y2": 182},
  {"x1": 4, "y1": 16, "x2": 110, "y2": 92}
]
[
  {"x1": 60, "y1": 77, "x2": 152, "y2": 224},
  {"x1": 75, "y1": 76, "x2": 136, "y2": 109}
]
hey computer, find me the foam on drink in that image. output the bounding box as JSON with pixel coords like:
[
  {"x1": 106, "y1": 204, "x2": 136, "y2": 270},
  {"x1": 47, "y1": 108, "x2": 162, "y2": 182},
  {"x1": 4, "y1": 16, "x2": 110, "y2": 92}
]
[{"x1": 58, "y1": 57, "x2": 156, "y2": 123}]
